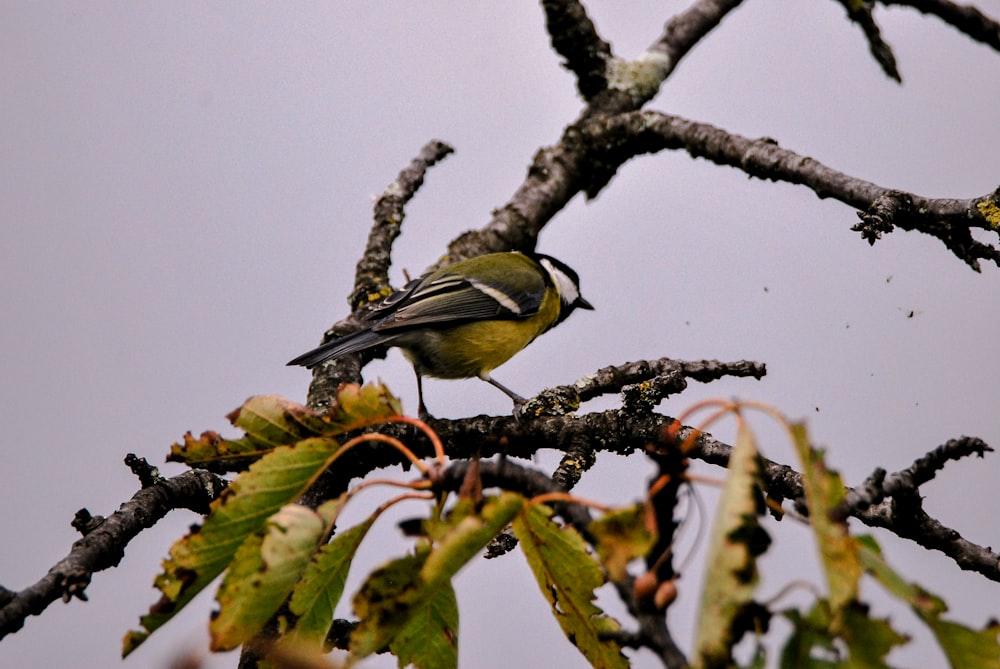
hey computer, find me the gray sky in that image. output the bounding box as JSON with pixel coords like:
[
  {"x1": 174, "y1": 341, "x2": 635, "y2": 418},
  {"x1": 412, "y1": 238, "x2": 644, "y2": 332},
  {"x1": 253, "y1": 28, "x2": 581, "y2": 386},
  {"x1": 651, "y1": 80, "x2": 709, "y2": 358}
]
[{"x1": 2, "y1": 2, "x2": 1000, "y2": 668}]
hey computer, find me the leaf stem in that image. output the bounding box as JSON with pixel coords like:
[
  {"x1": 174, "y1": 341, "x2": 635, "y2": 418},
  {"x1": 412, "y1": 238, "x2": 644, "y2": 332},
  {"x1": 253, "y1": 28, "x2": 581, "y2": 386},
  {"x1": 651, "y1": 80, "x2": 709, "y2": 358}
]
[
  {"x1": 530, "y1": 491, "x2": 610, "y2": 513},
  {"x1": 338, "y1": 432, "x2": 431, "y2": 475},
  {"x1": 385, "y1": 415, "x2": 447, "y2": 466}
]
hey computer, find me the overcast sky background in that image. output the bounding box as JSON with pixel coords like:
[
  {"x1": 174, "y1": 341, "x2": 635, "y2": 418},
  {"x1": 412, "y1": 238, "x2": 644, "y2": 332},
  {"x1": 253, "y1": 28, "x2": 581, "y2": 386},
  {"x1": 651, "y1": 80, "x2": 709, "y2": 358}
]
[{"x1": 3, "y1": 2, "x2": 1000, "y2": 668}]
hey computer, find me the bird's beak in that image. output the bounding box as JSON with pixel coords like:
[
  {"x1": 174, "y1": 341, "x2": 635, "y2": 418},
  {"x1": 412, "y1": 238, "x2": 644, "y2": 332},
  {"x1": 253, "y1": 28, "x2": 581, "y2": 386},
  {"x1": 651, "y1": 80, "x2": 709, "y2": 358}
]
[{"x1": 575, "y1": 296, "x2": 595, "y2": 310}]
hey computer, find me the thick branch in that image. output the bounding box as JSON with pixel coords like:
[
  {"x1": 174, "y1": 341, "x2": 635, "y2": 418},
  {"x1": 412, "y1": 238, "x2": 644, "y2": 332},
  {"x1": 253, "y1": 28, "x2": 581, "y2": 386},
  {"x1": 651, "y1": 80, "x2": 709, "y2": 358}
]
[
  {"x1": 579, "y1": 110, "x2": 1000, "y2": 270},
  {"x1": 298, "y1": 357, "x2": 765, "y2": 504},
  {"x1": 0, "y1": 461, "x2": 227, "y2": 639},
  {"x1": 282, "y1": 6, "x2": 1000, "y2": 661}
]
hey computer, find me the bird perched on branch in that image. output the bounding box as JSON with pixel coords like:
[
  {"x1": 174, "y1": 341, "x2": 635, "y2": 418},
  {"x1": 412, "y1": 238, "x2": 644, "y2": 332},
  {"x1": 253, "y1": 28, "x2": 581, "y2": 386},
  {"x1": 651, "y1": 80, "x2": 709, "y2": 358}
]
[{"x1": 288, "y1": 250, "x2": 593, "y2": 417}]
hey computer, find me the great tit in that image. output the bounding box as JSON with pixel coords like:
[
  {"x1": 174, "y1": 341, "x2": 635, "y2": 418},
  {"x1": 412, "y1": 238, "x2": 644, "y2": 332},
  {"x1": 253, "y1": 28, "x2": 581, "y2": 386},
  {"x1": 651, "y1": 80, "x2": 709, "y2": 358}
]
[{"x1": 287, "y1": 251, "x2": 593, "y2": 417}]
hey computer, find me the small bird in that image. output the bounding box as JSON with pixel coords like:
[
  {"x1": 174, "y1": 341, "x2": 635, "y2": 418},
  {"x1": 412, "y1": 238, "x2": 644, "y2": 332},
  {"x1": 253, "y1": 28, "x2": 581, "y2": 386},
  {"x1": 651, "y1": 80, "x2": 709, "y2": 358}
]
[{"x1": 287, "y1": 251, "x2": 593, "y2": 417}]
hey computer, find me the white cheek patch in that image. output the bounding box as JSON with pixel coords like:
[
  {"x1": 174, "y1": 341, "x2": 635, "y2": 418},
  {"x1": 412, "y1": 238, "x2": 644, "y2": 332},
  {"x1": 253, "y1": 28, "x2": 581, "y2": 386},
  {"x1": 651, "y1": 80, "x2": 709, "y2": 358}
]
[
  {"x1": 540, "y1": 258, "x2": 580, "y2": 305},
  {"x1": 470, "y1": 278, "x2": 522, "y2": 314}
]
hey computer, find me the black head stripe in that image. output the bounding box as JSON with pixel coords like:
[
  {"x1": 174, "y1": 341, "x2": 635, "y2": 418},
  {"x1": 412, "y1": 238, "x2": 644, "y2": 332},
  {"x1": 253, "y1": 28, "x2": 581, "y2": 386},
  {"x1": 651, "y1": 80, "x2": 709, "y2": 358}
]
[{"x1": 536, "y1": 256, "x2": 582, "y2": 306}]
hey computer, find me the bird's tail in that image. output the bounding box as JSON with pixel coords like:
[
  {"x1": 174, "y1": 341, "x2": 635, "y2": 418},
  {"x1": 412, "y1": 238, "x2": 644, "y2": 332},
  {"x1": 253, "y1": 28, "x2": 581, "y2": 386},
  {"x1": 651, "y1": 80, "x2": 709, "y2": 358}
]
[{"x1": 286, "y1": 329, "x2": 392, "y2": 369}]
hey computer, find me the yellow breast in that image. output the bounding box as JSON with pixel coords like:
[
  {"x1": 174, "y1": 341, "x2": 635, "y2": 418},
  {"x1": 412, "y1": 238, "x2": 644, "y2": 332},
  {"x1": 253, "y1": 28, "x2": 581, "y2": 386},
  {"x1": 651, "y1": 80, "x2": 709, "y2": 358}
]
[{"x1": 398, "y1": 287, "x2": 561, "y2": 379}]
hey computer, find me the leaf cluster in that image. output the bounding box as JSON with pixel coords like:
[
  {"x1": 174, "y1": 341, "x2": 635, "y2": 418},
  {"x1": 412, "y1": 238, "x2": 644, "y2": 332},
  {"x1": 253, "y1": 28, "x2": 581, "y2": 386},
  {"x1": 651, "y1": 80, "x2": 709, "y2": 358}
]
[
  {"x1": 123, "y1": 389, "x2": 1000, "y2": 669},
  {"x1": 689, "y1": 411, "x2": 1000, "y2": 669},
  {"x1": 125, "y1": 386, "x2": 633, "y2": 668}
]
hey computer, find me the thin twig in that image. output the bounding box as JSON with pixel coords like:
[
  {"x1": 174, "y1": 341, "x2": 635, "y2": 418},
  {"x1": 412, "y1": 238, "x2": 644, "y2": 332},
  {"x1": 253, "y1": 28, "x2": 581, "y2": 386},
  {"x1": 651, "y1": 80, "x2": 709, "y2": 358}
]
[
  {"x1": 835, "y1": 0, "x2": 902, "y2": 81},
  {"x1": 305, "y1": 141, "x2": 455, "y2": 412}
]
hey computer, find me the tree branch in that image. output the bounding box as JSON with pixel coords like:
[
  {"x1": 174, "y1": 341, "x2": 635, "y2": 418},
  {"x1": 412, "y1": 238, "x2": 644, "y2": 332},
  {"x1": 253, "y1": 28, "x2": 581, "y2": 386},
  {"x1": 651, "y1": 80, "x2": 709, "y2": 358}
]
[
  {"x1": 519, "y1": 357, "x2": 766, "y2": 420},
  {"x1": 278, "y1": 3, "x2": 1000, "y2": 662},
  {"x1": 834, "y1": 0, "x2": 1000, "y2": 80},
  {"x1": 0, "y1": 459, "x2": 227, "y2": 639},
  {"x1": 449, "y1": 0, "x2": 999, "y2": 267},
  {"x1": 541, "y1": 0, "x2": 613, "y2": 100},
  {"x1": 447, "y1": 0, "x2": 744, "y2": 259},
  {"x1": 304, "y1": 140, "x2": 455, "y2": 412},
  {"x1": 296, "y1": 357, "x2": 765, "y2": 508},
  {"x1": 835, "y1": 0, "x2": 902, "y2": 81},
  {"x1": 693, "y1": 434, "x2": 1000, "y2": 582},
  {"x1": 842, "y1": 436, "x2": 1000, "y2": 579},
  {"x1": 351, "y1": 140, "x2": 455, "y2": 311},
  {"x1": 577, "y1": 110, "x2": 1000, "y2": 270},
  {"x1": 655, "y1": 0, "x2": 745, "y2": 68},
  {"x1": 575, "y1": 358, "x2": 767, "y2": 403},
  {"x1": 300, "y1": 360, "x2": 997, "y2": 587},
  {"x1": 881, "y1": 0, "x2": 1000, "y2": 51}
]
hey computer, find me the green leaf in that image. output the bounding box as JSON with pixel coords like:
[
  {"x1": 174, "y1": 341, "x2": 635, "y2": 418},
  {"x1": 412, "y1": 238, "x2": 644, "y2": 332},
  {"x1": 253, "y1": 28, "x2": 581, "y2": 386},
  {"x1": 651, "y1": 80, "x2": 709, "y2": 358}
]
[
  {"x1": 780, "y1": 604, "x2": 839, "y2": 669},
  {"x1": 351, "y1": 493, "x2": 524, "y2": 659},
  {"x1": 351, "y1": 552, "x2": 427, "y2": 658},
  {"x1": 123, "y1": 437, "x2": 341, "y2": 656},
  {"x1": 790, "y1": 422, "x2": 860, "y2": 613},
  {"x1": 285, "y1": 511, "x2": 375, "y2": 648},
  {"x1": 589, "y1": 504, "x2": 657, "y2": 581},
  {"x1": 125, "y1": 384, "x2": 404, "y2": 656},
  {"x1": 693, "y1": 420, "x2": 770, "y2": 669},
  {"x1": 228, "y1": 394, "x2": 334, "y2": 453},
  {"x1": 839, "y1": 603, "x2": 909, "y2": 668},
  {"x1": 931, "y1": 620, "x2": 1000, "y2": 668},
  {"x1": 512, "y1": 502, "x2": 628, "y2": 669},
  {"x1": 390, "y1": 581, "x2": 459, "y2": 669},
  {"x1": 328, "y1": 382, "x2": 404, "y2": 430},
  {"x1": 169, "y1": 384, "x2": 401, "y2": 471},
  {"x1": 167, "y1": 395, "x2": 330, "y2": 471},
  {"x1": 419, "y1": 496, "x2": 521, "y2": 590},
  {"x1": 779, "y1": 600, "x2": 907, "y2": 669},
  {"x1": 210, "y1": 504, "x2": 327, "y2": 650},
  {"x1": 858, "y1": 536, "x2": 1000, "y2": 668}
]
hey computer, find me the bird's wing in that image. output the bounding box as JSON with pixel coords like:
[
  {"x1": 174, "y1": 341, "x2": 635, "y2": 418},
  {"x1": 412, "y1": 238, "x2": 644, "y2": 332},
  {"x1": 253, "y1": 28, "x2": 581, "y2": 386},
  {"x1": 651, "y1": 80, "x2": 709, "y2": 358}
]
[
  {"x1": 286, "y1": 328, "x2": 391, "y2": 368},
  {"x1": 373, "y1": 267, "x2": 546, "y2": 332}
]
